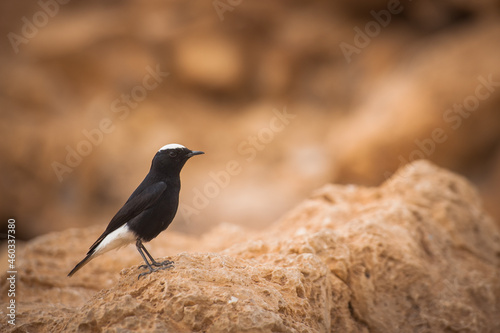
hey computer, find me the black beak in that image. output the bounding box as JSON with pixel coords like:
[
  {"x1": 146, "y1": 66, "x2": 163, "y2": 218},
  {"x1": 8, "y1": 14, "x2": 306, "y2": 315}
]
[{"x1": 187, "y1": 150, "x2": 204, "y2": 158}]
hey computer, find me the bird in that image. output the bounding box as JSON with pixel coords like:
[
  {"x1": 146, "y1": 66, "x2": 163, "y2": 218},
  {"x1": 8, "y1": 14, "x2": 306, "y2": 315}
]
[{"x1": 68, "y1": 143, "x2": 204, "y2": 279}]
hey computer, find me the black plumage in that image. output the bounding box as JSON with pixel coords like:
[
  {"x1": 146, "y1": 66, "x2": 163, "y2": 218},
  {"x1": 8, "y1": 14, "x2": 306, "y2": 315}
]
[{"x1": 68, "y1": 144, "x2": 204, "y2": 279}]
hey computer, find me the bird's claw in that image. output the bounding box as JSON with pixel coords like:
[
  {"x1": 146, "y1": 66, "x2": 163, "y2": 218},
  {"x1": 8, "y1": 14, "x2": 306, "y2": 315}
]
[
  {"x1": 154, "y1": 259, "x2": 175, "y2": 267},
  {"x1": 139, "y1": 260, "x2": 174, "y2": 270},
  {"x1": 137, "y1": 262, "x2": 174, "y2": 279}
]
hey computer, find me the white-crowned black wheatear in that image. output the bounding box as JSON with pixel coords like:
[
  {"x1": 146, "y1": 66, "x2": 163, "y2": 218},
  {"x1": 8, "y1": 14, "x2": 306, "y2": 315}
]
[{"x1": 68, "y1": 144, "x2": 204, "y2": 279}]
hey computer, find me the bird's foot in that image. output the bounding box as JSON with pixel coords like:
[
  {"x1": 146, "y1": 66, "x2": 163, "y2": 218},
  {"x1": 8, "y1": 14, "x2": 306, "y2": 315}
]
[
  {"x1": 139, "y1": 260, "x2": 174, "y2": 270},
  {"x1": 153, "y1": 259, "x2": 175, "y2": 267},
  {"x1": 137, "y1": 263, "x2": 174, "y2": 279}
]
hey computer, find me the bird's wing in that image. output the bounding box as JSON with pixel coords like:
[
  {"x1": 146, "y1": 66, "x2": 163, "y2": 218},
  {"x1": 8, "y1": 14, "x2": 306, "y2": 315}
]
[{"x1": 87, "y1": 181, "x2": 167, "y2": 255}]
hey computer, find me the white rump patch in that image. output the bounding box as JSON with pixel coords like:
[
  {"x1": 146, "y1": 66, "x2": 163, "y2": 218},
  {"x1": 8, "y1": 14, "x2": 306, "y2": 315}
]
[
  {"x1": 93, "y1": 224, "x2": 136, "y2": 257},
  {"x1": 158, "y1": 143, "x2": 186, "y2": 152}
]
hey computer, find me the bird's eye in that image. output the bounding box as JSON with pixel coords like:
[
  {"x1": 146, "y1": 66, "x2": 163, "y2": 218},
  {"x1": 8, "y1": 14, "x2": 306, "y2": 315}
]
[{"x1": 169, "y1": 151, "x2": 177, "y2": 158}]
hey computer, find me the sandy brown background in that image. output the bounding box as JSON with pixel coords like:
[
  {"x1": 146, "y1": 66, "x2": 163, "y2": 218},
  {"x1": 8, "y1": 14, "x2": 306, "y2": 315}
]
[{"x1": 1, "y1": 0, "x2": 499, "y2": 239}]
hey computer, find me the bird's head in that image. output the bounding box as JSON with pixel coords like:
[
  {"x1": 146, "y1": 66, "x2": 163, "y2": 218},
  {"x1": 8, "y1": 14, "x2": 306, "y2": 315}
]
[{"x1": 151, "y1": 143, "x2": 204, "y2": 175}]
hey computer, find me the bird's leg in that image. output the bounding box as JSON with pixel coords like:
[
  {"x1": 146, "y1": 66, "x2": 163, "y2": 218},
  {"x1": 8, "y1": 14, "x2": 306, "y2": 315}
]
[
  {"x1": 136, "y1": 240, "x2": 173, "y2": 279},
  {"x1": 136, "y1": 241, "x2": 154, "y2": 277},
  {"x1": 139, "y1": 240, "x2": 174, "y2": 267}
]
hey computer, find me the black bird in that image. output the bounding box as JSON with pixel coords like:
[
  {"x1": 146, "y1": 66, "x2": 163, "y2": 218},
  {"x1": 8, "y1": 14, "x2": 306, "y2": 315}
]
[{"x1": 68, "y1": 144, "x2": 204, "y2": 279}]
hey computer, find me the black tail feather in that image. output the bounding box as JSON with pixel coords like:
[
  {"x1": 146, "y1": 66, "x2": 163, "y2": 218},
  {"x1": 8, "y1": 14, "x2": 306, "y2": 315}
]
[{"x1": 68, "y1": 253, "x2": 93, "y2": 277}]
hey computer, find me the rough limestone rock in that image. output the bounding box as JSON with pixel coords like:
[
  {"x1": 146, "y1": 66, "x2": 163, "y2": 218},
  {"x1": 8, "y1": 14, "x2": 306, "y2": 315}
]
[
  {"x1": 329, "y1": 21, "x2": 500, "y2": 187},
  {"x1": 1, "y1": 161, "x2": 499, "y2": 332}
]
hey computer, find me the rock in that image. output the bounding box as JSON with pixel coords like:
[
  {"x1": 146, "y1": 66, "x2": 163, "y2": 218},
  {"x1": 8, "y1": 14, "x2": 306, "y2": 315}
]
[
  {"x1": 173, "y1": 34, "x2": 245, "y2": 92},
  {"x1": 2, "y1": 160, "x2": 499, "y2": 332},
  {"x1": 329, "y1": 22, "x2": 500, "y2": 200},
  {"x1": 333, "y1": 0, "x2": 499, "y2": 22}
]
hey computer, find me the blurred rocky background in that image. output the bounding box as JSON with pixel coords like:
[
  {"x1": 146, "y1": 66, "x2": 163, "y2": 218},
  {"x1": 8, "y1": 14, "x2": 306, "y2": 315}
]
[{"x1": 1, "y1": 0, "x2": 500, "y2": 240}]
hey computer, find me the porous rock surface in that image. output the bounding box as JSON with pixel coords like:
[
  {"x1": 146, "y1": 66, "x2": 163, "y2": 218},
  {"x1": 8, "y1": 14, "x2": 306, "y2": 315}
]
[{"x1": 2, "y1": 161, "x2": 500, "y2": 332}]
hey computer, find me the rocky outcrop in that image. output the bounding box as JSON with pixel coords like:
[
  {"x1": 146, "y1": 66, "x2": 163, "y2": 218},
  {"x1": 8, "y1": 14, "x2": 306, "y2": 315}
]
[
  {"x1": 2, "y1": 161, "x2": 499, "y2": 332},
  {"x1": 328, "y1": 21, "x2": 500, "y2": 227}
]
